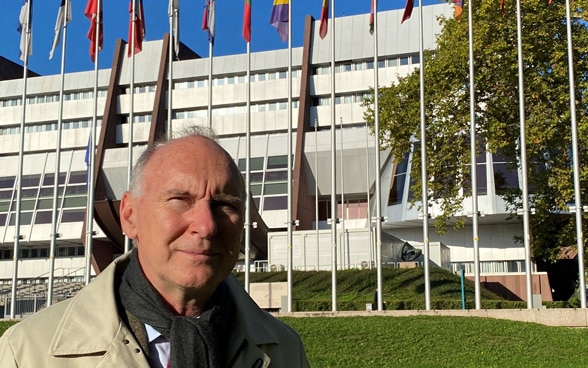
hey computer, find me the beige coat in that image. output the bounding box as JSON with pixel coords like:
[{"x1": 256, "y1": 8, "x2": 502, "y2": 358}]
[{"x1": 0, "y1": 254, "x2": 310, "y2": 368}]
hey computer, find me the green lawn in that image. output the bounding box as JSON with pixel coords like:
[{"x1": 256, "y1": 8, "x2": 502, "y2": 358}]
[
  {"x1": 2, "y1": 316, "x2": 586, "y2": 367},
  {"x1": 280, "y1": 315, "x2": 588, "y2": 367}
]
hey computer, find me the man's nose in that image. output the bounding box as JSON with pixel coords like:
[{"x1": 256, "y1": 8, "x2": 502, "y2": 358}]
[{"x1": 188, "y1": 201, "x2": 217, "y2": 238}]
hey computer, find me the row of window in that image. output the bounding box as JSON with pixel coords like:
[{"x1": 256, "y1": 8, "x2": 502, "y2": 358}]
[
  {"x1": 0, "y1": 90, "x2": 107, "y2": 108},
  {"x1": 451, "y1": 260, "x2": 527, "y2": 274},
  {"x1": 0, "y1": 119, "x2": 102, "y2": 136},
  {"x1": 0, "y1": 246, "x2": 85, "y2": 260},
  {"x1": 173, "y1": 100, "x2": 300, "y2": 119},
  {"x1": 174, "y1": 69, "x2": 302, "y2": 90},
  {"x1": 312, "y1": 92, "x2": 371, "y2": 107},
  {"x1": 313, "y1": 54, "x2": 420, "y2": 75},
  {"x1": 123, "y1": 85, "x2": 157, "y2": 94}
]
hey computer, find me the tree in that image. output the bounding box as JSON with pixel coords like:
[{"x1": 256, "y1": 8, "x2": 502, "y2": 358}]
[{"x1": 363, "y1": 0, "x2": 588, "y2": 262}]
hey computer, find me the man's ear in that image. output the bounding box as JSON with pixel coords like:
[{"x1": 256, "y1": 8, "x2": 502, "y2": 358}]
[{"x1": 120, "y1": 191, "x2": 138, "y2": 239}]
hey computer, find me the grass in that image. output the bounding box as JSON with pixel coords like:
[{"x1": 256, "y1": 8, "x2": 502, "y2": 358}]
[
  {"x1": 280, "y1": 315, "x2": 588, "y2": 367},
  {"x1": 234, "y1": 267, "x2": 542, "y2": 310},
  {"x1": 2, "y1": 315, "x2": 587, "y2": 367}
]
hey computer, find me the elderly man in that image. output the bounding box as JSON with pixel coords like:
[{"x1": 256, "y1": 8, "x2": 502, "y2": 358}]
[{"x1": 0, "y1": 127, "x2": 310, "y2": 368}]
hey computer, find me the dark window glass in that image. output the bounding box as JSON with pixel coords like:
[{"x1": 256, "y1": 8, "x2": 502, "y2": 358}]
[
  {"x1": 267, "y1": 155, "x2": 288, "y2": 169},
  {"x1": 9, "y1": 212, "x2": 33, "y2": 225},
  {"x1": 69, "y1": 171, "x2": 87, "y2": 184},
  {"x1": 65, "y1": 185, "x2": 87, "y2": 196},
  {"x1": 77, "y1": 246, "x2": 85, "y2": 256},
  {"x1": 494, "y1": 163, "x2": 519, "y2": 195},
  {"x1": 263, "y1": 196, "x2": 287, "y2": 211},
  {"x1": 61, "y1": 210, "x2": 85, "y2": 223},
  {"x1": 238, "y1": 157, "x2": 265, "y2": 171},
  {"x1": 21, "y1": 175, "x2": 40, "y2": 187},
  {"x1": 264, "y1": 182, "x2": 287, "y2": 195},
  {"x1": 0, "y1": 213, "x2": 6, "y2": 225},
  {"x1": 21, "y1": 188, "x2": 38, "y2": 198},
  {"x1": 0, "y1": 177, "x2": 15, "y2": 189},
  {"x1": 0, "y1": 191, "x2": 13, "y2": 200},
  {"x1": 249, "y1": 172, "x2": 264, "y2": 183},
  {"x1": 265, "y1": 171, "x2": 287, "y2": 182},
  {"x1": 35, "y1": 210, "x2": 54, "y2": 224},
  {"x1": 40, "y1": 248, "x2": 48, "y2": 257},
  {"x1": 250, "y1": 184, "x2": 262, "y2": 196},
  {"x1": 43, "y1": 173, "x2": 67, "y2": 186},
  {"x1": 253, "y1": 197, "x2": 261, "y2": 209},
  {"x1": 388, "y1": 173, "x2": 406, "y2": 206}
]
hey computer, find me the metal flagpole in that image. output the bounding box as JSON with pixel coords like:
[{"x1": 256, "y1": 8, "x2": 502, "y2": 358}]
[
  {"x1": 286, "y1": 0, "x2": 294, "y2": 313},
  {"x1": 244, "y1": 39, "x2": 251, "y2": 293},
  {"x1": 315, "y1": 119, "x2": 320, "y2": 271},
  {"x1": 565, "y1": 0, "x2": 586, "y2": 308},
  {"x1": 365, "y1": 121, "x2": 373, "y2": 269},
  {"x1": 11, "y1": 0, "x2": 32, "y2": 320},
  {"x1": 373, "y1": 0, "x2": 384, "y2": 312},
  {"x1": 339, "y1": 117, "x2": 347, "y2": 268},
  {"x1": 85, "y1": 0, "x2": 101, "y2": 285},
  {"x1": 48, "y1": 0, "x2": 70, "y2": 307},
  {"x1": 206, "y1": 1, "x2": 213, "y2": 129},
  {"x1": 418, "y1": 0, "x2": 432, "y2": 311},
  {"x1": 330, "y1": 0, "x2": 338, "y2": 312},
  {"x1": 515, "y1": 0, "x2": 533, "y2": 308},
  {"x1": 467, "y1": 0, "x2": 481, "y2": 310},
  {"x1": 126, "y1": 0, "x2": 138, "y2": 253},
  {"x1": 168, "y1": 0, "x2": 179, "y2": 140}
]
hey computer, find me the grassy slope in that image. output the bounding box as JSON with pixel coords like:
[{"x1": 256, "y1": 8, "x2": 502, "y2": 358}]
[{"x1": 234, "y1": 267, "x2": 532, "y2": 310}]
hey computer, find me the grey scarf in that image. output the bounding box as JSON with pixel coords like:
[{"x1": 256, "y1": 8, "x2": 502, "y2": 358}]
[{"x1": 118, "y1": 249, "x2": 233, "y2": 368}]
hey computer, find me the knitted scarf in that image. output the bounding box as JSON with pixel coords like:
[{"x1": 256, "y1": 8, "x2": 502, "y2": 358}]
[{"x1": 118, "y1": 250, "x2": 233, "y2": 368}]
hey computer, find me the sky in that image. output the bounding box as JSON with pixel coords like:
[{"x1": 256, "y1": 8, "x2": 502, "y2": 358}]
[{"x1": 0, "y1": 0, "x2": 443, "y2": 77}]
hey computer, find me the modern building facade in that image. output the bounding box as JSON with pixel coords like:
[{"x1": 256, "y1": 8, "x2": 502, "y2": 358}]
[{"x1": 0, "y1": 4, "x2": 551, "y2": 302}]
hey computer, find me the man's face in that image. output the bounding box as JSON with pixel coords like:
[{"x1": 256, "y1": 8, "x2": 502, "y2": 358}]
[{"x1": 120, "y1": 136, "x2": 244, "y2": 299}]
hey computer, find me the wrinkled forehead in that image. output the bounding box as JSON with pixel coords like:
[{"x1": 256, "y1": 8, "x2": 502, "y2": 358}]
[{"x1": 145, "y1": 136, "x2": 245, "y2": 199}]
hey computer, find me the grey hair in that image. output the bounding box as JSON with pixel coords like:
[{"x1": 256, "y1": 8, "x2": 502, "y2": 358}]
[{"x1": 128, "y1": 125, "x2": 219, "y2": 196}]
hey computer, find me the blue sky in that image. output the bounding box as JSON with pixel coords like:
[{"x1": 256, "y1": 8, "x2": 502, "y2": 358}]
[{"x1": 1, "y1": 0, "x2": 442, "y2": 76}]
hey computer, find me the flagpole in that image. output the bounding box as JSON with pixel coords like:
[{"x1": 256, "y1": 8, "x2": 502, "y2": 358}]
[
  {"x1": 85, "y1": 0, "x2": 101, "y2": 286},
  {"x1": 372, "y1": 0, "x2": 384, "y2": 312},
  {"x1": 244, "y1": 39, "x2": 251, "y2": 293},
  {"x1": 207, "y1": 35, "x2": 213, "y2": 128},
  {"x1": 11, "y1": 0, "x2": 32, "y2": 320},
  {"x1": 339, "y1": 117, "x2": 347, "y2": 268},
  {"x1": 48, "y1": 0, "x2": 70, "y2": 307},
  {"x1": 126, "y1": 0, "x2": 137, "y2": 254},
  {"x1": 329, "y1": 0, "x2": 338, "y2": 312},
  {"x1": 515, "y1": 0, "x2": 533, "y2": 309},
  {"x1": 467, "y1": 0, "x2": 481, "y2": 310},
  {"x1": 565, "y1": 0, "x2": 586, "y2": 308},
  {"x1": 167, "y1": 0, "x2": 176, "y2": 140},
  {"x1": 286, "y1": 0, "x2": 294, "y2": 313},
  {"x1": 365, "y1": 120, "x2": 373, "y2": 269},
  {"x1": 315, "y1": 119, "x2": 320, "y2": 271}
]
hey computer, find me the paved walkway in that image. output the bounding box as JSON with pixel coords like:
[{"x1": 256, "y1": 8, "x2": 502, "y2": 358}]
[{"x1": 275, "y1": 308, "x2": 588, "y2": 327}]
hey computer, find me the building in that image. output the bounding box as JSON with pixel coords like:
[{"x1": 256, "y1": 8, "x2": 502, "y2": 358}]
[{"x1": 0, "y1": 4, "x2": 551, "y2": 305}]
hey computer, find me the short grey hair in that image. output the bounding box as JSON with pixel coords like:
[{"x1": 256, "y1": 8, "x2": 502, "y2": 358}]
[{"x1": 128, "y1": 126, "x2": 219, "y2": 196}]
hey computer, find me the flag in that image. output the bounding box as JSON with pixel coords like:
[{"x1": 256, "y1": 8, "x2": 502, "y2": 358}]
[
  {"x1": 128, "y1": 0, "x2": 146, "y2": 57},
  {"x1": 243, "y1": 0, "x2": 251, "y2": 42},
  {"x1": 319, "y1": 0, "x2": 329, "y2": 39},
  {"x1": 270, "y1": 0, "x2": 289, "y2": 42},
  {"x1": 501, "y1": 0, "x2": 505, "y2": 17},
  {"x1": 85, "y1": 0, "x2": 103, "y2": 62},
  {"x1": 401, "y1": 0, "x2": 414, "y2": 23},
  {"x1": 17, "y1": 0, "x2": 33, "y2": 61},
  {"x1": 369, "y1": 0, "x2": 374, "y2": 35},
  {"x1": 49, "y1": 0, "x2": 72, "y2": 60},
  {"x1": 168, "y1": 0, "x2": 180, "y2": 57},
  {"x1": 202, "y1": 0, "x2": 215, "y2": 44},
  {"x1": 453, "y1": 0, "x2": 463, "y2": 21}
]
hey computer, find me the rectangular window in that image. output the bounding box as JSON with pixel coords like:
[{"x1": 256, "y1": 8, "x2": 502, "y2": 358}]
[
  {"x1": 267, "y1": 155, "x2": 288, "y2": 169},
  {"x1": 263, "y1": 196, "x2": 287, "y2": 211}
]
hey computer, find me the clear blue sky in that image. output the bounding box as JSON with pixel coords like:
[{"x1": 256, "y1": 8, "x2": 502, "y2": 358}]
[{"x1": 0, "y1": 0, "x2": 442, "y2": 76}]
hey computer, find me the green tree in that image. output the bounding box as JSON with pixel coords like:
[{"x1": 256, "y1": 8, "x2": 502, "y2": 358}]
[{"x1": 363, "y1": 0, "x2": 588, "y2": 261}]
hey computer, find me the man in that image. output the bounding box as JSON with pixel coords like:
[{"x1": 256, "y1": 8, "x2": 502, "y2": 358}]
[{"x1": 0, "y1": 127, "x2": 310, "y2": 368}]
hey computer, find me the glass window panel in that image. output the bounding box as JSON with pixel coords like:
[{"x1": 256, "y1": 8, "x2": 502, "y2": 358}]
[
  {"x1": 250, "y1": 157, "x2": 264, "y2": 171},
  {"x1": 61, "y1": 209, "x2": 86, "y2": 223},
  {"x1": 20, "y1": 249, "x2": 30, "y2": 258},
  {"x1": 69, "y1": 172, "x2": 87, "y2": 184},
  {"x1": 388, "y1": 173, "x2": 406, "y2": 205},
  {"x1": 40, "y1": 248, "x2": 48, "y2": 257},
  {"x1": 494, "y1": 163, "x2": 519, "y2": 194},
  {"x1": 21, "y1": 188, "x2": 38, "y2": 198},
  {"x1": 20, "y1": 200, "x2": 36, "y2": 211},
  {"x1": 250, "y1": 172, "x2": 264, "y2": 183},
  {"x1": 35, "y1": 210, "x2": 54, "y2": 224},
  {"x1": 253, "y1": 197, "x2": 261, "y2": 209},
  {"x1": 267, "y1": 155, "x2": 288, "y2": 169},
  {"x1": 39, "y1": 187, "x2": 63, "y2": 197},
  {"x1": 0, "y1": 213, "x2": 6, "y2": 224},
  {"x1": 9, "y1": 211, "x2": 33, "y2": 225},
  {"x1": 68, "y1": 247, "x2": 76, "y2": 256},
  {"x1": 250, "y1": 184, "x2": 262, "y2": 196},
  {"x1": 400, "y1": 57, "x2": 410, "y2": 66},
  {"x1": 21, "y1": 175, "x2": 40, "y2": 187},
  {"x1": 263, "y1": 196, "x2": 287, "y2": 211},
  {"x1": 63, "y1": 196, "x2": 87, "y2": 208},
  {"x1": 0, "y1": 191, "x2": 13, "y2": 200},
  {"x1": 0, "y1": 202, "x2": 11, "y2": 212},
  {"x1": 0, "y1": 176, "x2": 16, "y2": 189},
  {"x1": 264, "y1": 182, "x2": 287, "y2": 195},
  {"x1": 65, "y1": 185, "x2": 87, "y2": 196},
  {"x1": 412, "y1": 55, "x2": 420, "y2": 64},
  {"x1": 265, "y1": 170, "x2": 288, "y2": 182},
  {"x1": 77, "y1": 246, "x2": 85, "y2": 256}
]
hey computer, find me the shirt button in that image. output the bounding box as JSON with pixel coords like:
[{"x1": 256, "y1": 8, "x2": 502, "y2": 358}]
[
  {"x1": 134, "y1": 348, "x2": 141, "y2": 354},
  {"x1": 123, "y1": 339, "x2": 130, "y2": 345}
]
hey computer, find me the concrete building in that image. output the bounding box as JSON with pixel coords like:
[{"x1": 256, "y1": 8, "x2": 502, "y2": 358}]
[{"x1": 0, "y1": 4, "x2": 551, "y2": 303}]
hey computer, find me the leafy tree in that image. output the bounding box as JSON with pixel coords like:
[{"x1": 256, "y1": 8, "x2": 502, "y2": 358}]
[{"x1": 363, "y1": 0, "x2": 588, "y2": 262}]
